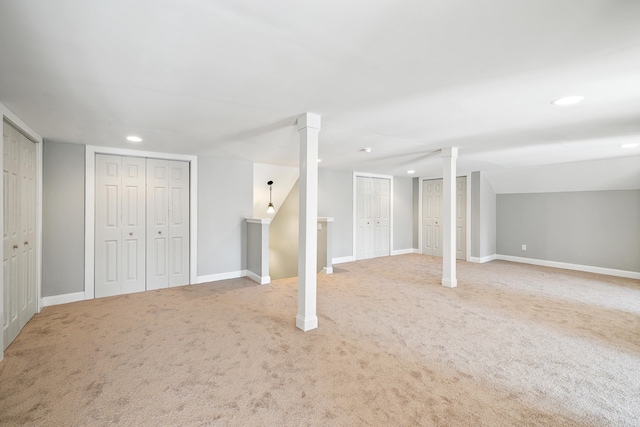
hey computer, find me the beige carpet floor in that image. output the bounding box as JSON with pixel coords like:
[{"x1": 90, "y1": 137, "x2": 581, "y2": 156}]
[{"x1": 1, "y1": 254, "x2": 639, "y2": 426}]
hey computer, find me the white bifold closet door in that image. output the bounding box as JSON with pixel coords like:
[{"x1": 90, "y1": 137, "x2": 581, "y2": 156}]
[
  {"x1": 95, "y1": 155, "x2": 189, "y2": 298},
  {"x1": 3, "y1": 121, "x2": 37, "y2": 350},
  {"x1": 95, "y1": 155, "x2": 146, "y2": 298},
  {"x1": 146, "y1": 159, "x2": 189, "y2": 290},
  {"x1": 422, "y1": 176, "x2": 466, "y2": 259},
  {"x1": 356, "y1": 176, "x2": 390, "y2": 260}
]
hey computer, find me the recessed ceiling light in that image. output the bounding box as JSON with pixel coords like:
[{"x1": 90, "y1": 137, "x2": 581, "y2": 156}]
[
  {"x1": 551, "y1": 96, "x2": 585, "y2": 106},
  {"x1": 407, "y1": 170, "x2": 415, "y2": 174},
  {"x1": 361, "y1": 148, "x2": 373, "y2": 153},
  {"x1": 126, "y1": 135, "x2": 142, "y2": 142},
  {"x1": 621, "y1": 143, "x2": 639, "y2": 148}
]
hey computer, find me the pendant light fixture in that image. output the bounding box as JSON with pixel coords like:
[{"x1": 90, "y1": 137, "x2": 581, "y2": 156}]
[{"x1": 267, "y1": 180, "x2": 275, "y2": 214}]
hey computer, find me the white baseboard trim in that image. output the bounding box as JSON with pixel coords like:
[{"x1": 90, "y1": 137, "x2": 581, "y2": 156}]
[
  {"x1": 469, "y1": 254, "x2": 497, "y2": 264},
  {"x1": 320, "y1": 267, "x2": 333, "y2": 274},
  {"x1": 196, "y1": 270, "x2": 247, "y2": 284},
  {"x1": 42, "y1": 291, "x2": 85, "y2": 308},
  {"x1": 392, "y1": 248, "x2": 419, "y2": 256},
  {"x1": 247, "y1": 270, "x2": 270, "y2": 285},
  {"x1": 332, "y1": 256, "x2": 355, "y2": 265},
  {"x1": 496, "y1": 255, "x2": 640, "y2": 279}
]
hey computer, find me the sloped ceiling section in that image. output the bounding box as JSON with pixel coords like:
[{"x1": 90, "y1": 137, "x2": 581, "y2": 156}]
[
  {"x1": 0, "y1": 0, "x2": 639, "y2": 182},
  {"x1": 485, "y1": 156, "x2": 640, "y2": 194}
]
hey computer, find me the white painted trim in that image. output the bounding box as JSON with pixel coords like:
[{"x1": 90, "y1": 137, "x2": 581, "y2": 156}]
[
  {"x1": 465, "y1": 174, "x2": 471, "y2": 262},
  {"x1": 392, "y1": 248, "x2": 419, "y2": 256},
  {"x1": 332, "y1": 256, "x2": 355, "y2": 264},
  {"x1": 469, "y1": 254, "x2": 497, "y2": 263},
  {"x1": 42, "y1": 292, "x2": 85, "y2": 308},
  {"x1": 296, "y1": 314, "x2": 318, "y2": 332},
  {"x1": 84, "y1": 145, "x2": 198, "y2": 300},
  {"x1": 196, "y1": 270, "x2": 247, "y2": 284},
  {"x1": 352, "y1": 172, "x2": 394, "y2": 261},
  {"x1": 245, "y1": 218, "x2": 271, "y2": 225},
  {"x1": 317, "y1": 217, "x2": 334, "y2": 223},
  {"x1": 320, "y1": 267, "x2": 333, "y2": 274},
  {"x1": 247, "y1": 270, "x2": 270, "y2": 285},
  {"x1": 495, "y1": 255, "x2": 640, "y2": 279},
  {"x1": 35, "y1": 133, "x2": 44, "y2": 313},
  {"x1": 85, "y1": 148, "x2": 95, "y2": 300}
]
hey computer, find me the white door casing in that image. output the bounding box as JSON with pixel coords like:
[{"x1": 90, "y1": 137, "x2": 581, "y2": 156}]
[{"x1": 3, "y1": 122, "x2": 37, "y2": 349}]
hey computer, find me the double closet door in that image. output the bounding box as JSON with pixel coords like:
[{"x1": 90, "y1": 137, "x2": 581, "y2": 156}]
[
  {"x1": 3, "y1": 121, "x2": 37, "y2": 350},
  {"x1": 95, "y1": 155, "x2": 189, "y2": 298},
  {"x1": 356, "y1": 176, "x2": 390, "y2": 260},
  {"x1": 422, "y1": 177, "x2": 466, "y2": 259}
]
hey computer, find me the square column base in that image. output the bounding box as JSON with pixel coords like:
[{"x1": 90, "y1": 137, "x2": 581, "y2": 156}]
[
  {"x1": 442, "y1": 278, "x2": 458, "y2": 288},
  {"x1": 296, "y1": 314, "x2": 318, "y2": 332}
]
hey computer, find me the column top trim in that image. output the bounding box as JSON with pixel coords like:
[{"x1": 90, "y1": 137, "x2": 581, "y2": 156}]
[
  {"x1": 246, "y1": 218, "x2": 272, "y2": 224},
  {"x1": 441, "y1": 147, "x2": 458, "y2": 158},
  {"x1": 297, "y1": 112, "x2": 321, "y2": 131}
]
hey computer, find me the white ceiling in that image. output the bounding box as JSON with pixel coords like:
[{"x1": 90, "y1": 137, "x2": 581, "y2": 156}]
[{"x1": 1, "y1": 0, "x2": 640, "y2": 177}]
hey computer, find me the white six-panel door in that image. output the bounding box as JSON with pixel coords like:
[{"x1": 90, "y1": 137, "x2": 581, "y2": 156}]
[
  {"x1": 167, "y1": 160, "x2": 189, "y2": 287},
  {"x1": 423, "y1": 180, "x2": 443, "y2": 256},
  {"x1": 95, "y1": 155, "x2": 146, "y2": 298},
  {"x1": 146, "y1": 159, "x2": 190, "y2": 290},
  {"x1": 356, "y1": 177, "x2": 374, "y2": 260},
  {"x1": 3, "y1": 121, "x2": 37, "y2": 350},
  {"x1": 422, "y1": 177, "x2": 466, "y2": 259},
  {"x1": 373, "y1": 178, "x2": 390, "y2": 258},
  {"x1": 95, "y1": 155, "x2": 189, "y2": 297},
  {"x1": 356, "y1": 176, "x2": 390, "y2": 260}
]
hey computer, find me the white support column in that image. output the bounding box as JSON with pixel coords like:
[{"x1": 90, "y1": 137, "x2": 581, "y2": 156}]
[
  {"x1": 296, "y1": 112, "x2": 321, "y2": 332},
  {"x1": 442, "y1": 147, "x2": 458, "y2": 288}
]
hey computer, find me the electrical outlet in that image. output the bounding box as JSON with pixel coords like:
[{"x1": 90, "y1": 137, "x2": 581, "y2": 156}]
[{"x1": 521, "y1": 244, "x2": 527, "y2": 251}]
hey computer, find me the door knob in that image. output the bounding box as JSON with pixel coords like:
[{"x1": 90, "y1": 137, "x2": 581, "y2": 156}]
[
  {"x1": 13, "y1": 245, "x2": 18, "y2": 250},
  {"x1": 129, "y1": 232, "x2": 133, "y2": 236},
  {"x1": 24, "y1": 241, "x2": 28, "y2": 245},
  {"x1": 158, "y1": 231, "x2": 162, "y2": 235}
]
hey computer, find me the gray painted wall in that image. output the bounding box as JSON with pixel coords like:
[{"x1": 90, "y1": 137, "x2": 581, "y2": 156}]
[
  {"x1": 471, "y1": 172, "x2": 481, "y2": 258},
  {"x1": 197, "y1": 156, "x2": 253, "y2": 276},
  {"x1": 497, "y1": 190, "x2": 640, "y2": 272},
  {"x1": 480, "y1": 173, "x2": 496, "y2": 257},
  {"x1": 471, "y1": 171, "x2": 497, "y2": 259},
  {"x1": 393, "y1": 176, "x2": 414, "y2": 251},
  {"x1": 318, "y1": 168, "x2": 353, "y2": 258},
  {"x1": 42, "y1": 141, "x2": 86, "y2": 297}
]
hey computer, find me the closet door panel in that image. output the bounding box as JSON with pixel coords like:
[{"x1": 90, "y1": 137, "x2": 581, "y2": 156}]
[
  {"x1": 146, "y1": 159, "x2": 169, "y2": 290},
  {"x1": 168, "y1": 161, "x2": 189, "y2": 287},
  {"x1": 95, "y1": 155, "x2": 122, "y2": 298},
  {"x1": 121, "y1": 156, "x2": 146, "y2": 294}
]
